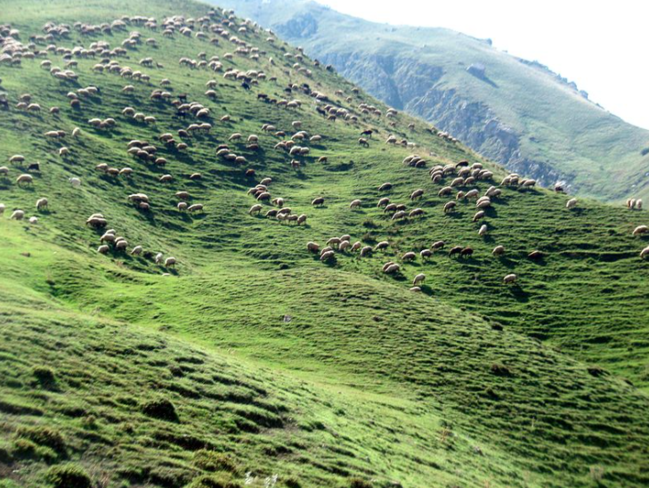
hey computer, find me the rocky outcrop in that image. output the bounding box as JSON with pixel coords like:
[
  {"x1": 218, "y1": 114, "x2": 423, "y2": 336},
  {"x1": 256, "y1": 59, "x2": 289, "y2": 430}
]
[{"x1": 316, "y1": 51, "x2": 569, "y2": 189}]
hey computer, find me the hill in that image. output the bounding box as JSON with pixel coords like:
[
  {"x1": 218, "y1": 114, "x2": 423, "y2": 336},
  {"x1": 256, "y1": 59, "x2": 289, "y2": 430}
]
[
  {"x1": 213, "y1": 0, "x2": 649, "y2": 202},
  {"x1": 1, "y1": 0, "x2": 649, "y2": 487}
]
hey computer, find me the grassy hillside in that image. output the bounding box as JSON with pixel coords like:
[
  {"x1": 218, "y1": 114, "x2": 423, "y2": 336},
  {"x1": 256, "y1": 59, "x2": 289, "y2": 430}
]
[
  {"x1": 215, "y1": 0, "x2": 649, "y2": 202},
  {"x1": 1, "y1": 0, "x2": 649, "y2": 486}
]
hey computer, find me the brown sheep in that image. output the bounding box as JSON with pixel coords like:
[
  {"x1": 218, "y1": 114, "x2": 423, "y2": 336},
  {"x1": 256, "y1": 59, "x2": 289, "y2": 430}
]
[
  {"x1": 402, "y1": 252, "x2": 416, "y2": 262},
  {"x1": 443, "y1": 201, "x2": 456, "y2": 213},
  {"x1": 306, "y1": 242, "x2": 320, "y2": 253},
  {"x1": 432, "y1": 241, "x2": 446, "y2": 250},
  {"x1": 312, "y1": 197, "x2": 325, "y2": 206}
]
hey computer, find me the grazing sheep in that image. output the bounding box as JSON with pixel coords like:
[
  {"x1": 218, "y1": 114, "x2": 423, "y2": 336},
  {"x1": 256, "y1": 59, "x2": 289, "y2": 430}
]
[
  {"x1": 177, "y1": 202, "x2": 188, "y2": 211},
  {"x1": 383, "y1": 263, "x2": 400, "y2": 274},
  {"x1": 473, "y1": 211, "x2": 485, "y2": 222},
  {"x1": 633, "y1": 225, "x2": 649, "y2": 236},
  {"x1": 448, "y1": 246, "x2": 463, "y2": 257},
  {"x1": 164, "y1": 257, "x2": 177, "y2": 268},
  {"x1": 492, "y1": 245, "x2": 505, "y2": 256},
  {"x1": 9, "y1": 155, "x2": 25, "y2": 164},
  {"x1": 637, "y1": 199, "x2": 644, "y2": 210},
  {"x1": 16, "y1": 174, "x2": 34, "y2": 186},
  {"x1": 187, "y1": 203, "x2": 204, "y2": 212},
  {"x1": 392, "y1": 210, "x2": 406, "y2": 221},
  {"x1": 11, "y1": 210, "x2": 25, "y2": 220},
  {"x1": 249, "y1": 204, "x2": 263, "y2": 215},
  {"x1": 410, "y1": 189, "x2": 424, "y2": 201},
  {"x1": 339, "y1": 241, "x2": 351, "y2": 252},
  {"x1": 297, "y1": 214, "x2": 307, "y2": 225},
  {"x1": 131, "y1": 246, "x2": 143, "y2": 256},
  {"x1": 420, "y1": 249, "x2": 432, "y2": 260},
  {"x1": 320, "y1": 250, "x2": 335, "y2": 262},
  {"x1": 36, "y1": 198, "x2": 48, "y2": 210},
  {"x1": 378, "y1": 182, "x2": 392, "y2": 191},
  {"x1": 566, "y1": 198, "x2": 578, "y2": 209},
  {"x1": 97, "y1": 245, "x2": 110, "y2": 254},
  {"x1": 528, "y1": 250, "x2": 544, "y2": 260},
  {"x1": 443, "y1": 201, "x2": 456, "y2": 213},
  {"x1": 360, "y1": 246, "x2": 373, "y2": 257},
  {"x1": 312, "y1": 197, "x2": 325, "y2": 206},
  {"x1": 351, "y1": 241, "x2": 362, "y2": 252},
  {"x1": 478, "y1": 225, "x2": 488, "y2": 236},
  {"x1": 327, "y1": 237, "x2": 342, "y2": 248},
  {"x1": 641, "y1": 246, "x2": 649, "y2": 259},
  {"x1": 306, "y1": 242, "x2": 320, "y2": 253},
  {"x1": 460, "y1": 247, "x2": 474, "y2": 258},
  {"x1": 374, "y1": 241, "x2": 389, "y2": 252},
  {"x1": 413, "y1": 273, "x2": 426, "y2": 286},
  {"x1": 409, "y1": 208, "x2": 424, "y2": 218},
  {"x1": 503, "y1": 274, "x2": 518, "y2": 284},
  {"x1": 410, "y1": 287, "x2": 422, "y2": 292},
  {"x1": 402, "y1": 252, "x2": 416, "y2": 262},
  {"x1": 155, "y1": 253, "x2": 164, "y2": 265},
  {"x1": 349, "y1": 199, "x2": 362, "y2": 209},
  {"x1": 438, "y1": 187, "x2": 452, "y2": 197},
  {"x1": 432, "y1": 241, "x2": 446, "y2": 250},
  {"x1": 69, "y1": 177, "x2": 81, "y2": 188},
  {"x1": 377, "y1": 197, "x2": 390, "y2": 207}
]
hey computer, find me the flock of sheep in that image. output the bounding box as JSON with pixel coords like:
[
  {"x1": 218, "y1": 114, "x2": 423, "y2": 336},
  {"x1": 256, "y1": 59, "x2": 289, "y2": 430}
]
[{"x1": 1, "y1": 6, "x2": 648, "y2": 291}]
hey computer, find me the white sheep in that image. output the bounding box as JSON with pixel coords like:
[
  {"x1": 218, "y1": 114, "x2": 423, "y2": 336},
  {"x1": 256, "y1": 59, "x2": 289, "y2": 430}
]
[
  {"x1": 413, "y1": 273, "x2": 426, "y2": 286},
  {"x1": 503, "y1": 274, "x2": 518, "y2": 284},
  {"x1": 566, "y1": 198, "x2": 578, "y2": 209}
]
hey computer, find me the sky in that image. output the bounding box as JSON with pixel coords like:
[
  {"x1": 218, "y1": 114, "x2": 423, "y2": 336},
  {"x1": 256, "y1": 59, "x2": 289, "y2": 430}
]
[{"x1": 315, "y1": 0, "x2": 649, "y2": 130}]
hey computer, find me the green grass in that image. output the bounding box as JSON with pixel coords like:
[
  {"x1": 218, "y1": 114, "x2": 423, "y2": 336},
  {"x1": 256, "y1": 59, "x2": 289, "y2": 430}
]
[
  {"x1": 214, "y1": 0, "x2": 649, "y2": 202},
  {"x1": 1, "y1": 0, "x2": 649, "y2": 486}
]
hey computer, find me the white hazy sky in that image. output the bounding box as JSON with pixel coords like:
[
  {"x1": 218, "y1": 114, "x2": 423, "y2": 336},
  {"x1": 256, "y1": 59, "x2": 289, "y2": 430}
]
[{"x1": 315, "y1": 0, "x2": 649, "y2": 130}]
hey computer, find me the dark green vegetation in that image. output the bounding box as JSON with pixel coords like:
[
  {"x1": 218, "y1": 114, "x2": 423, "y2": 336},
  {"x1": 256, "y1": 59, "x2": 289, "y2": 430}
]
[
  {"x1": 1, "y1": 0, "x2": 649, "y2": 486},
  {"x1": 216, "y1": 0, "x2": 649, "y2": 202}
]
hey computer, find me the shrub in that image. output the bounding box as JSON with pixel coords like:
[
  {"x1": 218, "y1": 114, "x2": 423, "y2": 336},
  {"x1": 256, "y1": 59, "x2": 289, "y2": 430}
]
[
  {"x1": 193, "y1": 450, "x2": 239, "y2": 473},
  {"x1": 31, "y1": 366, "x2": 57, "y2": 389},
  {"x1": 141, "y1": 398, "x2": 179, "y2": 422},
  {"x1": 15, "y1": 426, "x2": 66, "y2": 455},
  {"x1": 348, "y1": 478, "x2": 373, "y2": 488},
  {"x1": 284, "y1": 477, "x2": 301, "y2": 488},
  {"x1": 186, "y1": 474, "x2": 242, "y2": 488},
  {"x1": 45, "y1": 464, "x2": 92, "y2": 488}
]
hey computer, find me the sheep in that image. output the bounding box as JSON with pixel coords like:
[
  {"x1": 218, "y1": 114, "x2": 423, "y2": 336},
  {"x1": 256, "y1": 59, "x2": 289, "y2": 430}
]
[
  {"x1": 69, "y1": 177, "x2": 81, "y2": 188},
  {"x1": 473, "y1": 211, "x2": 485, "y2": 222},
  {"x1": 349, "y1": 199, "x2": 362, "y2": 209},
  {"x1": 256, "y1": 192, "x2": 271, "y2": 201},
  {"x1": 11, "y1": 210, "x2": 25, "y2": 220},
  {"x1": 0, "y1": 167, "x2": 8, "y2": 176},
  {"x1": 16, "y1": 174, "x2": 34, "y2": 186},
  {"x1": 327, "y1": 237, "x2": 342, "y2": 248},
  {"x1": 420, "y1": 249, "x2": 432, "y2": 260},
  {"x1": 175, "y1": 191, "x2": 191, "y2": 200},
  {"x1": 177, "y1": 202, "x2": 188, "y2": 211},
  {"x1": 566, "y1": 198, "x2": 578, "y2": 209},
  {"x1": 409, "y1": 208, "x2": 424, "y2": 218},
  {"x1": 155, "y1": 253, "x2": 164, "y2": 265},
  {"x1": 312, "y1": 197, "x2": 325, "y2": 206},
  {"x1": 374, "y1": 241, "x2": 389, "y2": 252},
  {"x1": 131, "y1": 246, "x2": 143, "y2": 256},
  {"x1": 492, "y1": 245, "x2": 505, "y2": 256},
  {"x1": 249, "y1": 204, "x2": 263, "y2": 215},
  {"x1": 351, "y1": 241, "x2": 362, "y2": 252},
  {"x1": 503, "y1": 274, "x2": 518, "y2": 284},
  {"x1": 410, "y1": 287, "x2": 422, "y2": 293},
  {"x1": 306, "y1": 242, "x2": 320, "y2": 253},
  {"x1": 438, "y1": 187, "x2": 452, "y2": 197},
  {"x1": 187, "y1": 203, "x2": 204, "y2": 212},
  {"x1": 443, "y1": 201, "x2": 456, "y2": 213},
  {"x1": 402, "y1": 252, "x2": 416, "y2": 262},
  {"x1": 448, "y1": 246, "x2": 463, "y2": 257},
  {"x1": 637, "y1": 199, "x2": 644, "y2": 210},
  {"x1": 339, "y1": 241, "x2": 351, "y2": 252},
  {"x1": 9, "y1": 155, "x2": 25, "y2": 164},
  {"x1": 478, "y1": 224, "x2": 488, "y2": 236},
  {"x1": 100, "y1": 232, "x2": 116, "y2": 243},
  {"x1": 410, "y1": 189, "x2": 424, "y2": 201},
  {"x1": 392, "y1": 211, "x2": 406, "y2": 221},
  {"x1": 383, "y1": 263, "x2": 400, "y2": 274},
  {"x1": 528, "y1": 250, "x2": 544, "y2": 260},
  {"x1": 641, "y1": 246, "x2": 649, "y2": 259},
  {"x1": 377, "y1": 197, "x2": 390, "y2": 207},
  {"x1": 320, "y1": 250, "x2": 335, "y2": 262},
  {"x1": 360, "y1": 246, "x2": 373, "y2": 257},
  {"x1": 115, "y1": 239, "x2": 128, "y2": 251},
  {"x1": 97, "y1": 245, "x2": 110, "y2": 254},
  {"x1": 164, "y1": 257, "x2": 177, "y2": 267},
  {"x1": 633, "y1": 225, "x2": 649, "y2": 236},
  {"x1": 413, "y1": 273, "x2": 426, "y2": 286},
  {"x1": 378, "y1": 182, "x2": 392, "y2": 191},
  {"x1": 297, "y1": 214, "x2": 307, "y2": 225},
  {"x1": 36, "y1": 198, "x2": 48, "y2": 210}
]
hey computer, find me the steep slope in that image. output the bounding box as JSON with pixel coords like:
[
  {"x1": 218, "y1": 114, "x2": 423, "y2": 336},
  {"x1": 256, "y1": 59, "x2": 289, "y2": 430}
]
[
  {"x1": 1, "y1": 0, "x2": 649, "y2": 487},
  {"x1": 215, "y1": 0, "x2": 649, "y2": 202}
]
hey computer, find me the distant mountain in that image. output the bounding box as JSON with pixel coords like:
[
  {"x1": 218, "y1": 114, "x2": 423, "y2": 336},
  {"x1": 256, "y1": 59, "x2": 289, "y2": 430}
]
[{"x1": 216, "y1": 0, "x2": 649, "y2": 201}]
